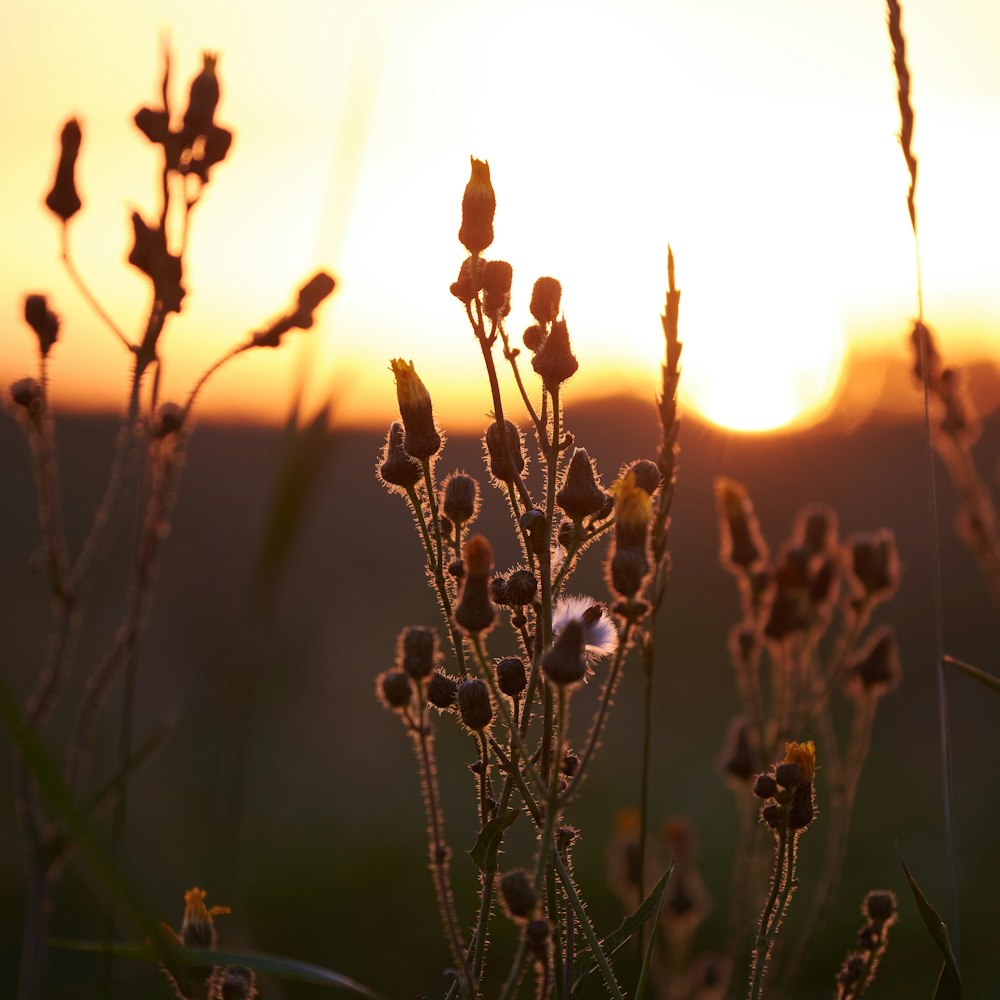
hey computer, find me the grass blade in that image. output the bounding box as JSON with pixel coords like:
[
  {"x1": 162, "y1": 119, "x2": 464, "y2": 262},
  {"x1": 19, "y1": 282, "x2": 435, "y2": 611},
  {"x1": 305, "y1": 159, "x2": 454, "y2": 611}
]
[
  {"x1": 897, "y1": 850, "x2": 963, "y2": 999},
  {"x1": 943, "y1": 655, "x2": 1000, "y2": 695},
  {"x1": 51, "y1": 940, "x2": 388, "y2": 998},
  {"x1": 633, "y1": 875, "x2": 668, "y2": 1000},
  {"x1": 572, "y1": 862, "x2": 674, "y2": 990}
]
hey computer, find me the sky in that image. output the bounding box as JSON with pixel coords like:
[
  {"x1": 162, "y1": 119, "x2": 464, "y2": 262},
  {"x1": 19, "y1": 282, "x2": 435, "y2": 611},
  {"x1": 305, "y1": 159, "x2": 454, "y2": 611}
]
[{"x1": 1, "y1": 0, "x2": 999, "y2": 433}]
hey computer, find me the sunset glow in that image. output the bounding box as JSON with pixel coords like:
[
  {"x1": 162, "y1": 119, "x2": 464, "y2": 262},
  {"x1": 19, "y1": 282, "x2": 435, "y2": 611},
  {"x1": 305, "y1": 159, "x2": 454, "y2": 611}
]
[{"x1": 2, "y1": 0, "x2": 999, "y2": 434}]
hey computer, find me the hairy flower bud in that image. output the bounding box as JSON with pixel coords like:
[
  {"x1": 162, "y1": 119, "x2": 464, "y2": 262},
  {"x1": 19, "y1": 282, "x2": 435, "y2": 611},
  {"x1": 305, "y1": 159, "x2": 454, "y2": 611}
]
[
  {"x1": 849, "y1": 530, "x2": 899, "y2": 603},
  {"x1": 531, "y1": 318, "x2": 578, "y2": 389},
  {"x1": 497, "y1": 657, "x2": 527, "y2": 697},
  {"x1": 399, "y1": 626, "x2": 438, "y2": 680},
  {"x1": 865, "y1": 890, "x2": 897, "y2": 924},
  {"x1": 624, "y1": 459, "x2": 661, "y2": 497},
  {"x1": 151, "y1": 402, "x2": 186, "y2": 439},
  {"x1": 753, "y1": 773, "x2": 778, "y2": 799},
  {"x1": 458, "y1": 677, "x2": 493, "y2": 730},
  {"x1": 427, "y1": 671, "x2": 459, "y2": 710},
  {"x1": 484, "y1": 418, "x2": 525, "y2": 483},
  {"x1": 390, "y1": 359, "x2": 441, "y2": 459},
  {"x1": 845, "y1": 627, "x2": 901, "y2": 697},
  {"x1": 607, "y1": 473, "x2": 652, "y2": 601},
  {"x1": 542, "y1": 618, "x2": 587, "y2": 687},
  {"x1": 482, "y1": 260, "x2": 513, "y2": 321},
  {"x1": 499, "y1": 870, "x2": 537, "y2": 919},
  {"x1": 715, "y1": 478, "x2": 767, "y2": 571},
  {"x1": 459, "y1": 157, "x2": 495, "y2": 255},
  {"x1": 219, "y1": 966, "x2": 256, "y2": 1000},
  {"x1": 24, "y1": 295, "x2": 60, "y2": 357},
  {"x1": 503, "y1": 569, "x2": 537, "y2": 607},
  {"x1": 183, "y1": 52, "x2": 221, "y2": 135},
  {"x1": 378, "y1": 421, "x2": 422, "y2": 492},
  {"x1": 557, "y1": 448, "x2": 607, "y2": 521},
  {"x1": 9, "y1": 378, "x2": 43, "y2": 412},
  {"x1": 377, "y1": 669, "x2": 413, "y2": 710},
  {"x1": 523, "y1": 324, "x2": 545, "y2": 352},
  {"x1": 289, "y1": 272, "x2": 337, "y2": 329},
  {"x1": 455, "y1": 535, "x2": 496, "y2": 634},
  {"x1": 529, "y1": 277, "x2": 562, "y2": 325},
  {"x1": 442, "y1": 472, "x2": 479, "y2": 526},
  {"x1": 45, "y1": 118, "x2": 83, "y2": 222}
]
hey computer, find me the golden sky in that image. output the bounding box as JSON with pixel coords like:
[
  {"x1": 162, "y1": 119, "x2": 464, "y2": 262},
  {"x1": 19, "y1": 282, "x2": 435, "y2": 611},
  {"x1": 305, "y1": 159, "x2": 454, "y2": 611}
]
[{"x1": 2, "y1": 0, "x2": 999, "y2": 432}]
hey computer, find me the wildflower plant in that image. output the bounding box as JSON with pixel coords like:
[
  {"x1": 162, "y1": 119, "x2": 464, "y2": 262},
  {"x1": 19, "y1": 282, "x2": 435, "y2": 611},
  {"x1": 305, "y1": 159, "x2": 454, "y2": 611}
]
[
  {"x1": 376, "y1": 157, "x2": 682, "y2": 998},
  {"x1": 7, "y1": 47, "x2": 334, "y2": 1000}
]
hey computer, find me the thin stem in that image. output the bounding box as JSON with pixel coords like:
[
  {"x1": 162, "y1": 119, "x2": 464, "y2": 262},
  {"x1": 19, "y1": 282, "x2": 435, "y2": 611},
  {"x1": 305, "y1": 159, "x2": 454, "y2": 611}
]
[
  {"x1": 747, "y1": 829, "x2": 791, "y2": 1000},
  {"x1": 183, "y1": 341, "x2": 251, "y2": 415},
  {"x1": 59, "y1": 224, "x2": 132, "y2": 350}
]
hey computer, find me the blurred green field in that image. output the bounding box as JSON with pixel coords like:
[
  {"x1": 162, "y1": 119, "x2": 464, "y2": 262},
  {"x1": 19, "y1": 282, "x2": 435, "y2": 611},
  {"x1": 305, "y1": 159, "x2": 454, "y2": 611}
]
[{"x1": 2, "y1": 397, "x2": 997, "y2": 998}]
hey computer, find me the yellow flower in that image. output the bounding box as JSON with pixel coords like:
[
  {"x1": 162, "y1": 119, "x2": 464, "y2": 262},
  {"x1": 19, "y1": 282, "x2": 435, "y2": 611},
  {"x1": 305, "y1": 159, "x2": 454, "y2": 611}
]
[
  {"x1": 179, "y1": 886, "x2": 231, "y2": 948},
  {"x1": 783, "y1": 740, "x2": 816, "y2": 784},
  {"x1": 390, "y1": 358, "x2": 430, "y2": 408},
  {"x1": 614, "y1": 472, "x2": 653, "y2": 531},
  {"x1": 458, "y1": 156, "x2": 496, "y2": 255},
  {"x1": 389, "y1": 358, "x2": 441, "y2": 458}
]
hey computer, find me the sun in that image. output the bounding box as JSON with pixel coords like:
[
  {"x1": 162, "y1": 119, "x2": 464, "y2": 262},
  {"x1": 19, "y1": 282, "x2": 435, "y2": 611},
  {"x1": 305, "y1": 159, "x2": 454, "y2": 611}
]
[{"x1": 678, "y1": 258, "x2": 848, "y2": 433}]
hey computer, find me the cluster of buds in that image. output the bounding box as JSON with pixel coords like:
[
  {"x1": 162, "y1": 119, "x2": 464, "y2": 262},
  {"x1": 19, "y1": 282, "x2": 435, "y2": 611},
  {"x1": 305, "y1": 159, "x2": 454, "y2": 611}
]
[
  {"x1": 753, "y1": 741, "x2": 817, "y2": 834},
  {"x1": 835, "y1": 890, "x2": 897, "y2": 999},
  {"x1": 377, "y1": 626, "x2": 444, "y2": 719}
]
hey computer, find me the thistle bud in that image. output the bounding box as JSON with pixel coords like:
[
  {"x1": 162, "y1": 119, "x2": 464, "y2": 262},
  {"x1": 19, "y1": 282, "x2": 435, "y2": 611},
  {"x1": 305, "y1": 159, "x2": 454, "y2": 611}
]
[
  {"x1": 24, "y1": 295, "x2": 60, "y2": 357},
  {"x1": 715, "y1": 478, "x2": 767, "y2": 571},
  {"x1": 399, "y1": 626, "x2": 438, "y2": 680},
  {"x1": 499, "y1": 870, "x2": 537, "y2": 919},
  {"x1": 557, "y1": 448, "x2": 607, "y2": 521},
  {"x1": 525, "y1": 918, "x2": 550, "y2": 950},
  {"x1": 9, "y1": 378, "x2": 43, "y2": 412},
  {"x1": 219, "y1": 966, "x2": 256, "y2": 1000},
  {"x1": 458, "y1": 157, "x2": 495, "y2": 255},
  {"x1": 787, "y1": 782, "x2": 815, "y2": 830},
  {"x1": 45, "y1": 118, "x2": 82, "y2": 223},
  {"x1": 390, "y1": 359, "x2": 441, "y2": 459},
  {"x1": 450, "y1": 255, "x2": 485, "y2": 304},
  {"x1": 845, "y1": 627, "x2": 901, "y2": 697},
  {"x1": 607, "y1": 474, "x2": 652, "y2": 601},
  {"x1": 377, "y1": 670, "x2": 413, "y2": 710},
  {"x1": 377, "y1": 421, "x2": 422, "y2": 492},
  {"x1": 455, "y1": 535, "x2": 495, "y2": 634},
  {"x1": 289, "y1": 271, "x2": 337, "y2": 330},
  {"x1": 484, "y1": 418, "x2": 525, "y2": 483},
  {"x1": 774, "y1": 762, "x2": 802, "y2": 788},
  {"x1": 529, "y1": 277, "x2": 562, "y2": 325},
  {"x1": 848, "y1": 530, "x2": 898, "y2": 602},
  {"x1": 427, "y1": 671, "x2": 458, "y2": 710},
  {"x1": 523, "y1": 324, "x2": 545, "y2": 352},
  {"x1": 503, "y1": 569, "x2": 537, "y2": 607},
  {"x1": 183, "y1": 52, "x2": 221, "y2": 135},
  {"x1": 531, "y1": 318, "x2": 578, "y2": 389},
  {"x1": 179, "y1": 887, "x2": 230, "y2": 949},
  {"x1": 718, "y1": 716, "x2": 758, "y2": 785},
  {"x1": 457, "y1": 678, "x2": 493, "y2": 730},
  {"x1": 497, "y1": 657, "x2": 527, "y2": 697},
  {"x1": 624, "y1": 459, "x2": 661, "y2": 497},
  {"x1": 482, "y1": 260, "x2": 513, "y2": 321},
  {"x1": 151, "y1": 402, "x2": 186, "y2": 439},
  {"x1": 865, "y1": 890, "x2": 897, "y2": 924},
  {"x1": 442, "y1": 472, "x2": 479, "y2": 526},
  {"x1": 542, "y1": 618, "x2": 587, "y2": 687},
  {"x1": 753, "y1": 774, "x2": 778, "y2": 799},
  {"x1": 800, "y1": 505, "x2": 837, "y2": 555},
  {"x1": 519, "y1": 508, "x2": 547, "y2": 556}
]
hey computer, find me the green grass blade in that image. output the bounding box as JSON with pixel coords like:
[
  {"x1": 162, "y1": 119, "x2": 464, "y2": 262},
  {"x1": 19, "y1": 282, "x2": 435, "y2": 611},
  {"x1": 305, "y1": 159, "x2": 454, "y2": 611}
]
[
  {"x1": 51, "y1": 940, "x2": 388, "y2": 997},
  {"x1": 633, "y1": 877, "x2": 668, "y2": 1000},
  {"x1": 572, "y1": 862, "x2": 674, "y2": 990},
  {"x1": 897, "y1": 850, "x2": 963, "y2": 999},
  {"x1": 944, "y1": 655, "x2": 1000, "y2": 695}
]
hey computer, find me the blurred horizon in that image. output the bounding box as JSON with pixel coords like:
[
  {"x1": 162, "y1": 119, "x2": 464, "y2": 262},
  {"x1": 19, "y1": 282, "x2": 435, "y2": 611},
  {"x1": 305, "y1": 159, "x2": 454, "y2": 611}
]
[{"x1": 2, "y1": 0, "x2": 999, "y2": 434}]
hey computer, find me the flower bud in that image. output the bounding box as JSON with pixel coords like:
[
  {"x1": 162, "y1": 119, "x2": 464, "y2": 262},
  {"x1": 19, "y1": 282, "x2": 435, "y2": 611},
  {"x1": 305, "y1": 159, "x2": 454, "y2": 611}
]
[
  {"x1": 289, "y1": 272, "x2": 337, "y2": 330},
  {"x1": 848, "y1": 530, "x2": 898, "y2": 602},
  {"x1": 607, "y1": 474, "x2": 652, "y2": 600},
  {"x1": 484, "y1": 418, "x2": 525, "y2": 483},
  {"x1": 183, "y1": 52, "x2": 221, "y2": 135},
  {"x1": 427, "y1": 671, "x2": 458, "y2": 710},
  {"x1": 865, "y1": 890, "x2": 897, "y2": 924},
  {"x1": 529, "y1": 277, "x2": 562, "y2": 325},
  {"x1": 377, "y1": 669, "x2": 413, "y2": 710},
  {"x1": 482, "y1": 260, "x2": 513, "y2": 321},
  {"x1": 782, "y1": 740, "x2": 816, "y2": 784},
  {"x1": 531, "y1": 318, "x2": 578, "y2": 389},
  {"x1": 45, "y1": 118, "x2": 83, "y2": 222},
  {"x1": 715, "y1": 478, "x2": 767, "y2": 571},
  {"x1": 450, "y1": 255, "x2": 485, "y2": 304},
  {"x1": 458, "y1": 157, "x2": 495, "y2": 255},
  {"x1": 455, "y1": 535, "x2": 496, "y2": 634},
  {"x1": 219, "y1": 966, "x2": 256, "y2": 1000},
  {"x1": 9, "y1": 378, "x2": 43, "y2": 412},
  {"x1": 442, "y1": 472, "x2": 479, "y2": 526},
  {"x1": 787, "y1": 782, "x2": 815, "y2": 830},
  {"x1": 390, "y1": 359, "x2": 441, "y2": 459},
  {"x1": 624, "y1": 459, "x2": 661, "y2": 497},
  {"x1": 542, "y1": 618, "x2": 587, "y2": 687},
  {"x1": 499, "y1": 870, "x2": 537, "y2": 919},
  {"x1": 753, "y1": 774, "x2": 778, "y2": 799},
  {"x1": 525, "y1": 918, "x2": 550, "y2": 950},
  {"x1": 718, "y1": 716, "x2": 758, "y2": 785},
  {"x1": 457, "y1": 678, "x2": 492, "y2": 730},
  {"x1": 24, "y1": 295, "x2": 60, "y2": 357},
  {"x1": 378, "y1": 421, "x2": 422, "y2": 492},
  {"x1": 399, "y1": 626, "x2": 438, "y2": 680},
  {"x1": 151, "y1": 402, "x2": 186, "y2": 439},
  {"x1": 799, "y1": 505, "x2": 837, "y2": 555},
  {"x1": 497, "y1": 657, "x2": 527, "y2": 696},
  {"x1": 503, "y1": 569, "x2": 537, "y2": 607},
  {"x1": 522, "y1": 324, "x2": 545, "y2": 352},
  {"x1": 845, "y1": 627, "x2": 901, "y2": 697},
  {"x1": 774, "y1": 762, "x2": 802, "y2": 788},
  {"x1": 557, "y1": 448, "x2": 607, "y2": 521}
]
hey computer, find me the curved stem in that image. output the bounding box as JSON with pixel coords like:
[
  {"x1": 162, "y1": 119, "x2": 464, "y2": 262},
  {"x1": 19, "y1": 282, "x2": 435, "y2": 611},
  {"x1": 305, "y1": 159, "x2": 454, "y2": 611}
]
[{"x1": 59, "y1": 224, "x2": 132, "y2": 350}]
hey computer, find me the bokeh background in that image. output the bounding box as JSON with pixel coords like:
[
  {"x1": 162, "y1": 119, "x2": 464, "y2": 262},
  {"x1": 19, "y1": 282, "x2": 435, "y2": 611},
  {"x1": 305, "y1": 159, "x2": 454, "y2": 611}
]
[{"x1": 2, "y1": 0, "x2": 999, "y2": 997}]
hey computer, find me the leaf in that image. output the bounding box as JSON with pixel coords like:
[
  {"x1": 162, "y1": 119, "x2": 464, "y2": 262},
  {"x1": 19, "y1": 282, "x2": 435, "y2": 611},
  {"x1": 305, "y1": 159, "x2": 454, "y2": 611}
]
[
  {"x1": 0, "y1": 679, "x2": 181, "y2": 972},
  {"x1": 572, "y1": 862, "x2": 674, "y2": 990},
  {"x1": 51, "y1": 940, "x2": 387, "y2": 998},
  {"x1": 944, "y1": 655, "x2": 1000, "y2": 695},
  {"x1": 897, "y1": 851, "x2": 963, "y2": 999},
  {"x1": 468, "y1": 808, "x2": 520, "y2": 872},
  {"x1": 634, "y1": 880, "x2": 668, "y2": 1000}
]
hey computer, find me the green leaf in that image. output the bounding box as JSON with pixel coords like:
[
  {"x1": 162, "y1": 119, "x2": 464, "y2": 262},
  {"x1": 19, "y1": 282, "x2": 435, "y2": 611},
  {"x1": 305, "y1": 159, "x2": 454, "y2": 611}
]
[
  {"x1": 634, "y1": 879, "x2": 668, "y2": 1000},
  {"x1": 944, "y1": 655, "x2": 1000, "y2": 695},
  {"x1": 572, "y1": 862, "x2": 674, "y2": 990},
  {"x1": 897, "y1": 851, "x2": 963, "y2": 999},
  {"x1": 51, "y1": 940, "x2": 387, "y2": 998},
  {"x1": 468, "y1": 808, "x2": 520, "y2": 872}
]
